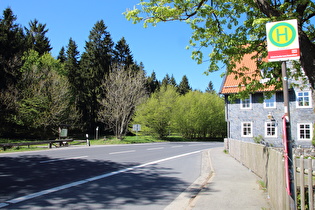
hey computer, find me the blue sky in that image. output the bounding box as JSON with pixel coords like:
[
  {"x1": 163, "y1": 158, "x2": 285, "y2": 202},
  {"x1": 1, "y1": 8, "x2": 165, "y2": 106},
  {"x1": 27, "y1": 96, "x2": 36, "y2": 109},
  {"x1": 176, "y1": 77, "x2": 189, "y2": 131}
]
[{"x1": 0, "y1": 0, "x2": 224, "y2": 92}]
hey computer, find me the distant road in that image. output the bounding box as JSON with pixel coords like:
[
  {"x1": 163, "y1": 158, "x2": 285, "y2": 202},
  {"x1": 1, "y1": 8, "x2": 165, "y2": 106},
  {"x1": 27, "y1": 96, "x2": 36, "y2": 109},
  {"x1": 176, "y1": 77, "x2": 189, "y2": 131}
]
[{"x1": 0, "y1": 142, "x2": 222, "y2": 209}]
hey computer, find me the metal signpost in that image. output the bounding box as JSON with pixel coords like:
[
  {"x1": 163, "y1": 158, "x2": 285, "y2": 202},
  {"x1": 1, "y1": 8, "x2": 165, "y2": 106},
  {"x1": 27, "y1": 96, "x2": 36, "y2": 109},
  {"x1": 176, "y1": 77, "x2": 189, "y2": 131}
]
[
  {"x1": 266, "y1": 19, "x2": 300, "y2": 209},
  {"x1": 132, "y1": 124, "x2": 141, "y2": 140}
]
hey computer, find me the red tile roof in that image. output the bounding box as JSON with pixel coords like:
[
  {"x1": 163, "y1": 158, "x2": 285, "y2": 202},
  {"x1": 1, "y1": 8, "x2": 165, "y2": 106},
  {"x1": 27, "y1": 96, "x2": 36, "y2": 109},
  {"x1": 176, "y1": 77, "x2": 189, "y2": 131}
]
[{"x1": 220, "y1": 52, "x2": 276, "y2": 94}]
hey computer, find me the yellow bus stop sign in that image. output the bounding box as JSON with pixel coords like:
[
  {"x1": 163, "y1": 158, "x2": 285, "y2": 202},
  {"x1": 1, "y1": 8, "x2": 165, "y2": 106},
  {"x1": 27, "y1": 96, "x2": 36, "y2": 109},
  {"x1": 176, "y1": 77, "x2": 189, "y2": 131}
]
[{"x1": 266, "y1": 19, "x2": 300, "y2": 62}]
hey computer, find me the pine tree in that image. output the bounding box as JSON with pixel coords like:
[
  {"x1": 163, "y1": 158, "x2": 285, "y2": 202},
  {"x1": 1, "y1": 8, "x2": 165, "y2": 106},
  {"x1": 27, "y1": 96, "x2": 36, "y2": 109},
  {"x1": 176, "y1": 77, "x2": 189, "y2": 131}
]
[
  {"x1": 161, "y1": 74, "x2": 170, "y2": 88},
  {"x1": 170, "y1": 74, "x2": 177, "y2": 87},
  {"x1": 114, "y1": 37, "x2": 134, "y2": 68},
  {"x1": 0, "y1": 8, "x2": 25, "y2": 90},
  {"x1": 147, "y1": 71, "x2": 160, "y2": 94},
  {"x1": 65, "y1": 38, "x2": 80, "y2": 76},
  {"x1": 178, "y1": 75, "x2": 191, "y2": 95},
  {"x1": 0, "y1": 8, "x2": 26, "y2": 136},
  {"x1": 79, "y1": 20, "x2": 114, "y2": 132},
  {"x1": 65, "y1": 38, "x2": 82, "y2": 114},
  {"x1": 25, "y1": 19, "x2": 52, "y2": 55},
  {"x1": 205, "y1": 81, "x2": 216, "y2": 94},
  {"x1": 57, "y1": 46, "x2": 66, "y2": 63}
]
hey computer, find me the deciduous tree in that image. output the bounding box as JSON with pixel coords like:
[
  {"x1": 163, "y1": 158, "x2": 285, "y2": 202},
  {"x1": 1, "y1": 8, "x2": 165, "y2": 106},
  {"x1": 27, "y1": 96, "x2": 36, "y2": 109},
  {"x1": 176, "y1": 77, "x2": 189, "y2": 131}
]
[
  {"x1": 124, "y1": 0, "x2": 315, "y2": 94},
  {"x1": 16, "y1": 50, "x2": 77, "y2": 137},
  {"x1": 98, "y1": 65, "x2": 147, "y2": 139},
  {"x1": 132, "y1": 85, "x2": 178, "y2": 138}
]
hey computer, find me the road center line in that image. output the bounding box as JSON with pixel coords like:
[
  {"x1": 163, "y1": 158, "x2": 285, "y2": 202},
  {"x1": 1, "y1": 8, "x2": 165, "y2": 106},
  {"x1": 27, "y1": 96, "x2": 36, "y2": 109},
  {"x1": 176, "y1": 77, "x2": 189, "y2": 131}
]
[
  {"x1": 39, "y1": 156, "x2": 88, "y2": 164},
  {"x1": 147, "y1": 147, "x2": 164, "y2": 150},
  {"x1": 109, "y1": 150, "x2": 135, "y2": 155},
  {"x1": 171, "y1": 145, "x2": 183, "y2": 148},
  {"x1": 1, "y1": 150, "x2": 202, "y2": 208}
]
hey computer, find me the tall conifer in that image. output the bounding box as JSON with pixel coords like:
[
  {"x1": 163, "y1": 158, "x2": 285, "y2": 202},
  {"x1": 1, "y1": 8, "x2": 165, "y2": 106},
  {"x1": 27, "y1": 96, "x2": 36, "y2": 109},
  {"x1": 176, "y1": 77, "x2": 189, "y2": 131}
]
[
  {"x1": 57, "y1": 47, "x2": 66, "y2": 63},
  {"x1": 178, "y1": 75, "x2": 191, "y2": 95},
  {"x1": 25, "y1": 19, "x2": 51, "y2": 55},
  {"x1": 0, "y1": 8, "x2": 25, "y2": 90},
  {"x1": 80, "y1": 20, "x2": 114, "y2": 132},
  {"x1": 114, "y1": 37, "x2": 134, "y2": 68}
]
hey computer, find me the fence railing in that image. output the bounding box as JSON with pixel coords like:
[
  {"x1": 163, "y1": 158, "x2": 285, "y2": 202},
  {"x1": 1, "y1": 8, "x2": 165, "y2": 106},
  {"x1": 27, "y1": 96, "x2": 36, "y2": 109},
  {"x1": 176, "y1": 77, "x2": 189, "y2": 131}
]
[
  {"x1": 226, "y1": 138, "x2": 315, "y2": 210},
  {"x1": 294, "y1": 155, "x2": 315, "y2": 210}
]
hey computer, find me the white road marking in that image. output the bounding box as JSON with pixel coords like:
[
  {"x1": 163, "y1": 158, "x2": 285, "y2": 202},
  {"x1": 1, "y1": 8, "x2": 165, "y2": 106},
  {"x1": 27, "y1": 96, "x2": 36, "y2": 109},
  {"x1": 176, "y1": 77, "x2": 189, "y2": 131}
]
[
  {"x1": 0, "y1": 203, "x2": 8, "y2": 208},
  {"x1": 1, "y1": 150, "x2": 202, "y2": 208},
  {"x1": 39, "y1": 156, "x2": 88, "y2": 164},
  {"x1": 171, "y1": 145, "x2": 183, "y2": 148},
  {"x1": 188, "y1": 144, "x2": 204, "y2": 146},
  {"x1": 109, "y1": 150, "x2": 136, "y2": 155},
  {"x1": 147, "y1": 147, "x2": 164, "y2": 150}
]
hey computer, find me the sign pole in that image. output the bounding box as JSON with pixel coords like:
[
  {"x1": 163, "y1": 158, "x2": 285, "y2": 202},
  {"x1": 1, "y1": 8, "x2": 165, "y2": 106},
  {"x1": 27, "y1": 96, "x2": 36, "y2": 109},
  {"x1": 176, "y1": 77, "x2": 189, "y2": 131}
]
[
  {"x1": 266, "y1": 19, "x2": 299, "y2": 209},
  {"x1": 281, "y1": 61, "x2": 295, "y2": 209}
]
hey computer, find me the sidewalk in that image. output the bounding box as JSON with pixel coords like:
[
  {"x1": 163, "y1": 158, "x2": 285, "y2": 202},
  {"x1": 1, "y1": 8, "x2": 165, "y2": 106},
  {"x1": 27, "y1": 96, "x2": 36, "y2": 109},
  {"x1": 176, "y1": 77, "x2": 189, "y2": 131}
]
[{"x1": 189, "y1": 147, "x2": 271, "y2": 210}]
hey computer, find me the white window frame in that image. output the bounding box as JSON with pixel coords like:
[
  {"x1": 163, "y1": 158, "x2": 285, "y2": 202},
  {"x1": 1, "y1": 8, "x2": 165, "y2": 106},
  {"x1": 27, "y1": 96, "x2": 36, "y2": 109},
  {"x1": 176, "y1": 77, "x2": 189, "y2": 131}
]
[
  {"x1": 297, "y1": 123, "x2": 313, "y2": 140},
  {"x1": 296, "y1": 91, "x2": 312, "y2": 108},
  {"x1": 264, "y1": 94, "x2": 276, "y2": 108},
  {"x1": 240, "y1": 95, "x2": 252, "y2": 109},
  {"x1": 265, "y1": 121, "x2": 277, "y2": 138},
  {"x1": 241, "y1": 122, "x2": 253, "y2": 137}
]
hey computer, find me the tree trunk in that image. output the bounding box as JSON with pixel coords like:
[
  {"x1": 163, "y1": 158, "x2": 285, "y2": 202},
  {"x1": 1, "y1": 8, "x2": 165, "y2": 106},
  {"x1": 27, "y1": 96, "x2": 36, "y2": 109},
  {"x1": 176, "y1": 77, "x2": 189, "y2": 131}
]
[{"x1": 299, "y1": 30, "x2": 315, "y2": 89}]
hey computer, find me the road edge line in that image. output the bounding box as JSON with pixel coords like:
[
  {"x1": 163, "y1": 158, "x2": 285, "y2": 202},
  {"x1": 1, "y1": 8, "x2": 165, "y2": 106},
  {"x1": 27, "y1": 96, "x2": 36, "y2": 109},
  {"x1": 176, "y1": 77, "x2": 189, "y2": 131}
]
[{"x1": 1, "y1": 150, "x2": 201, "y2": 209}]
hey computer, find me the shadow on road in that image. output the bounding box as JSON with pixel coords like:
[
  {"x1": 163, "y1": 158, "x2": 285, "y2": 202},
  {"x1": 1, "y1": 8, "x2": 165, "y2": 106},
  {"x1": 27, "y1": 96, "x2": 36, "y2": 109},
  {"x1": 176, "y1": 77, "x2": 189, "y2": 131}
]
[{"x1": 0, "y1": 155, "x2": 188, "y2": 209}]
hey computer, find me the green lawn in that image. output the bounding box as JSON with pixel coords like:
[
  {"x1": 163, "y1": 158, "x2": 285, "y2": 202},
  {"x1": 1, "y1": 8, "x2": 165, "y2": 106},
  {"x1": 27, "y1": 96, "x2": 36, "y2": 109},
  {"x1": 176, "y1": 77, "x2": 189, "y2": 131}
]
[{"x1": 0, "y1": 135, "x2": 221, "y2": 153}]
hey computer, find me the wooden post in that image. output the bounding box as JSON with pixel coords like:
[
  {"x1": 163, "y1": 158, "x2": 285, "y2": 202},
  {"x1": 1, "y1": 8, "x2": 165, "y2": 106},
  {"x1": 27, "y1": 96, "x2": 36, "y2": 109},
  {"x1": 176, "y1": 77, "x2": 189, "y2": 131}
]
[
  {"x1": 300, "y1": 155, "x2": 305, "y2": 210},
  {"x1": 308, "y1": 157, "x2": 314, "y2": 210},
  {"x1": 293, "y1": 155, "x2": 298, "y2": 210}
]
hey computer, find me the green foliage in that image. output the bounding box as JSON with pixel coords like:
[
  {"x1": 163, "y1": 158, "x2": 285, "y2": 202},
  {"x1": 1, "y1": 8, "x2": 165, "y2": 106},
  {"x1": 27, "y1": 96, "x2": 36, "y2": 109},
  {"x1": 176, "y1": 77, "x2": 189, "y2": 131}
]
[
  {"x1": 24, "y1": 19, "x2": 52, "y2": 55},
  {"x1": 79, "y1": 20, "x2": 115, "y2": 131},
  {"x1": 205, "y1": 81, "x2": 216, "y2": 94},
  {"x1": 114, "y1": 37, "x2": 134, "y2": 68},
  {"x1": 15, "y1": 50, "x2": 77, "y2": 137},
  {"x1": 146, "y1": 71, "x2": 160, "y2": 94},
  {"x1": 172, "y1": 91, "x2": 226, "y2": 138},
  {"x1": 124, "y1": 0, "x2": 315, "y2": 91},
  {"x1": 253, "y1": 135, "x2": 264, "y2": 144},
  {"x1": 132, "y1": 86, "x2": 226, "y2": 139},
  {"x1": 132, "y1": 85, "x2": 178, "y2": 138},
  {"x1": 0, "y1": 8, "x2": 25, "y2": 90},
  {"x1": 178, "y1": 75, "x2": 191, "y2": 95}
]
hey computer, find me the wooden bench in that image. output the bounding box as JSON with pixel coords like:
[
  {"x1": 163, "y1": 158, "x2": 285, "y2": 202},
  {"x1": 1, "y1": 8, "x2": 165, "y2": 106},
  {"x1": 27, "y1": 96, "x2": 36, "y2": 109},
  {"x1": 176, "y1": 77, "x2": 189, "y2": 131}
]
[
  {"x1": 48, "y1": 139, "x2": 74, "y2": 148},
  {"x1": 0, "y1": 139, "x2": 74, "y2": 151}
]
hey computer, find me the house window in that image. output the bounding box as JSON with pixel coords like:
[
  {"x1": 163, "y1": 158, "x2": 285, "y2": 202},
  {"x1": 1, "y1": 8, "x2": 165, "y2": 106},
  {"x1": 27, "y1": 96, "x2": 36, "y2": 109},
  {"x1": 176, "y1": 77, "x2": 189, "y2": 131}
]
[
  {"x1": 264, "y1": 94, "x2": 276, "y2": 108},
  {"x1": 296, "y1": 91, "x2": 311, "y2": 108},
  {"x1": 265, "y1": 122, "x2": 277, "y2": 137},
  {"x1": 242, "y1": 122, "x2": 253, "y2": 137},
  {"x1": 297, "y1": 123, "x2": 312, "y2": 140},
  {"x1": 240, "y1": 95, "x2": 252, "y2": 109}
]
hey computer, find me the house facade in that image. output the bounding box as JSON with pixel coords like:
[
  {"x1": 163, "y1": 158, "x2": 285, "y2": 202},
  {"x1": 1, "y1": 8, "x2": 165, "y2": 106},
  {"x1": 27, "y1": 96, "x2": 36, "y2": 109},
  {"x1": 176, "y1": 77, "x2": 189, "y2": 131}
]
[{"x1": 220, "y1": 53, "x2": 315, "y2": 147}]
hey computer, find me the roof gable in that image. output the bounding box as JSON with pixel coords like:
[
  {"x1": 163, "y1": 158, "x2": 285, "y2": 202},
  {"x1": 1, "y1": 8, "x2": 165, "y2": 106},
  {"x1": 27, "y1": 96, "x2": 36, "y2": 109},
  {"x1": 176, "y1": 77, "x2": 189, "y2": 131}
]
[{"x1": 220, "y1": 52, "x2": 275, "y2": 94}]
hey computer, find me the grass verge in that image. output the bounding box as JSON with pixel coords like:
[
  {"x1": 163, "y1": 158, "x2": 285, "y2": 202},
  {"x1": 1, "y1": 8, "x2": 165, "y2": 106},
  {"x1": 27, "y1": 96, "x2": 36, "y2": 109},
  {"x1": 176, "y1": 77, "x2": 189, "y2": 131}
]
[{"x1": 0, "y1": 135, "x2": 221, "y2": 153}]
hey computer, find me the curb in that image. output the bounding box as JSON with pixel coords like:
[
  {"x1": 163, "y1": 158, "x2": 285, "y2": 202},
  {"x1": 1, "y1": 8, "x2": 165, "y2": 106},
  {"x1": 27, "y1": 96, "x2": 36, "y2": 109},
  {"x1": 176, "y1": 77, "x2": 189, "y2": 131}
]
[{"x1": 164, "y1": 149, "x2": 214, "y2": 210}]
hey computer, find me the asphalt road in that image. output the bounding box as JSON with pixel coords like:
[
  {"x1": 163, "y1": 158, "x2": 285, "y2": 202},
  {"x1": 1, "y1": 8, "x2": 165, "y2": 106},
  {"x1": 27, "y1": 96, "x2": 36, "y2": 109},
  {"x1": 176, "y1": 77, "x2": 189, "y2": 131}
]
[{"x1": 0, "y1": 142, "x2": 222, "y2": 209}]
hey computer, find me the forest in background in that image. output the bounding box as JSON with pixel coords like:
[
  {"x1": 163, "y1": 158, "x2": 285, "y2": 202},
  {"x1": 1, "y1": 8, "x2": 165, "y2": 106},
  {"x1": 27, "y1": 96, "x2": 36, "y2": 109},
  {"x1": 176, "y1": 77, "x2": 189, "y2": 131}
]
[{"x1": 0, "y1": 8, "x2": 224, "y2": 140}]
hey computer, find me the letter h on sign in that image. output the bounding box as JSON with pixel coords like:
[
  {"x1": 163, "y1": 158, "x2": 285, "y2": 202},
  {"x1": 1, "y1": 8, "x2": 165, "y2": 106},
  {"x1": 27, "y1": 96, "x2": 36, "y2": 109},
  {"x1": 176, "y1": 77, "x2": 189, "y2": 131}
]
[{"x1": 276, "y1": 27, "x2": 288, "y2": 42}]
